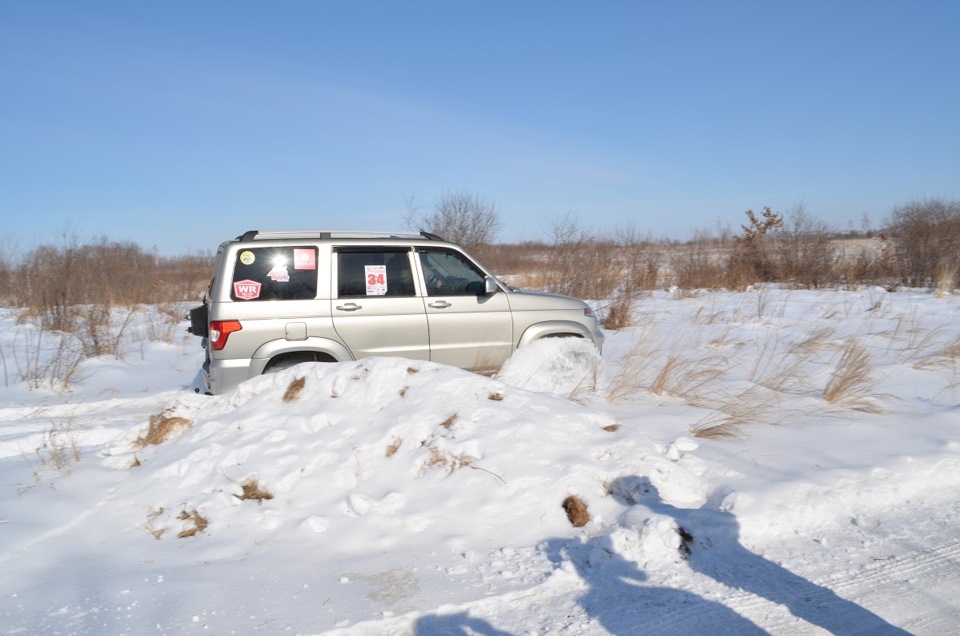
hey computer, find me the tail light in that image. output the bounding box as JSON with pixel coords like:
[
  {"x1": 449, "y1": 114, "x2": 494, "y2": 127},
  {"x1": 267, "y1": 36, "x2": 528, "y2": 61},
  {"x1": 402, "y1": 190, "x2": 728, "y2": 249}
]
[{"x1": 209, "y1": 320, "x2": 242, "y2": 350}]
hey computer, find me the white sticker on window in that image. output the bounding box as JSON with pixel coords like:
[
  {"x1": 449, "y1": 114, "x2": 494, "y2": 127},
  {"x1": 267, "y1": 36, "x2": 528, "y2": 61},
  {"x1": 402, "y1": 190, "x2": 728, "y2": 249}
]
[{"x1": 365, "y1": 265, "x2": 387, "y2": 295}]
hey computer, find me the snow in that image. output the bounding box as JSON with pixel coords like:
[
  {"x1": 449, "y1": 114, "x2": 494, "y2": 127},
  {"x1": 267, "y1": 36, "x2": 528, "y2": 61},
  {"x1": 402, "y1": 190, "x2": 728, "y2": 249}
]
[{"x1": 1, "y1": 287, "x2": 959, "y2": 634}]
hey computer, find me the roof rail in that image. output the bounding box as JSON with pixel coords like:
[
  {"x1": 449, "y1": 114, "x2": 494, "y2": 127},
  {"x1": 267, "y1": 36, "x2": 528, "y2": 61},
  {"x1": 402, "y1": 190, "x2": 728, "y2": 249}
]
[{"x1": 236, "y1": 230, "x2": 445, "y2": 241}]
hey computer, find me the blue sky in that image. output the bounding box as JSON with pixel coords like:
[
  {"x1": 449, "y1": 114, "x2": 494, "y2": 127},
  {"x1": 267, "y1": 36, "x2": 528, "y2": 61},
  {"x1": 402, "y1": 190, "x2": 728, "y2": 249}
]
[{"x1": 2, "y1": 1, "x2": 958, "y2": 255}]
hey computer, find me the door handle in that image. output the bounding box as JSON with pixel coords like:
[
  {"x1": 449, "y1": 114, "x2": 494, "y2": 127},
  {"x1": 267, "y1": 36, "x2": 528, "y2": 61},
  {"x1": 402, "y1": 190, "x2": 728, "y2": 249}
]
[
  {"x1": 428, "y1": 301, "x2": 452, "y2": 309},
  {"x1": 336, "y1": 303, "x2": 362, "y2": 312}
]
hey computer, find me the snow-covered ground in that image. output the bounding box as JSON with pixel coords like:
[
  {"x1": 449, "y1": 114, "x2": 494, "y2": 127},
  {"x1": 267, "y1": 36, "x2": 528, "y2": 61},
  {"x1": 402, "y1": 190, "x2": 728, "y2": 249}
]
[{"x1": 1, "y1": 288, "x2": 958, "y2": 635}]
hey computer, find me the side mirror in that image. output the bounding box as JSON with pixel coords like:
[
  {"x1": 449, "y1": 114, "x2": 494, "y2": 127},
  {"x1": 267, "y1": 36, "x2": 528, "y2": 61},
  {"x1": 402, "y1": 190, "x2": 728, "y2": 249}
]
[{"x1": 484, "y1": 276, "x2": 499, "y2": 295}]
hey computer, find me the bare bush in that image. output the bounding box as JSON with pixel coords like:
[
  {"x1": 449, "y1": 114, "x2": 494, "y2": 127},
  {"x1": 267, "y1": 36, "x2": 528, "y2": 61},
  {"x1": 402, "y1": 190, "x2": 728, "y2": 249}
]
[
  {"x1": 539, "y1": 214, "x2": 620, "y2": 299},
  {"x1": 776, "y1": 205, "x2": 836, "y2": 288},
  {"x1": 671, "y1": 232, "x2": 729, "y2": 290},
  {"x1": 887, "y1": 198, "x2": 960, "y2": 287}
]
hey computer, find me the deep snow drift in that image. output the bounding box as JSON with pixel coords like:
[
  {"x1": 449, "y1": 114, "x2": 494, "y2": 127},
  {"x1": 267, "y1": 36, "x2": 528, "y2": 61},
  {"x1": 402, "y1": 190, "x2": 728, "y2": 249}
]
[{"x1": 1, "y1": 287, "x2": 959, "y2": 634}]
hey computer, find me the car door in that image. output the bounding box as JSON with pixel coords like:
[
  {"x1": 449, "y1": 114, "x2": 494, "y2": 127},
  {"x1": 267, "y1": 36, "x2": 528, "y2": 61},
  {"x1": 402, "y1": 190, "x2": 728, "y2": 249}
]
[
  {"x1": 416, "y1": 247, "x2": 513, "y2": 371},
  {"x1": 331, "y1": 248, "x2": 430, "y2": 361}
]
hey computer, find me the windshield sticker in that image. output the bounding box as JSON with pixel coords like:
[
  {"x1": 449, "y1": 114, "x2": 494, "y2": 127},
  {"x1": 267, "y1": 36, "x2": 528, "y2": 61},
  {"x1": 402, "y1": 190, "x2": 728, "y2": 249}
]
[
  {"x1": 294, "y1": 248, "x2": 316, "y2": 270},
  {"x1": 234, "y1": 279, "x2": 262, "y2": 300},
  {"x1": 365, "y1": 265, "x2": 387, "y2": 295},
  {"x1": 267, "y1": 264, "x2": 290, "y2": 282},
  {"x1": 239, "y1": 250, "x2": 256, "y2": 265}
]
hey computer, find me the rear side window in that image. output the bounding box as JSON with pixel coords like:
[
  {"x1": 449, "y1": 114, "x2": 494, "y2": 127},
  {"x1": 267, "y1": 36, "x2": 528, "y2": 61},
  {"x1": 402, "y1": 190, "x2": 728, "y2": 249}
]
[
  {"x1": 337, "y1": 249, "x2": 415, "y2": 297},
  {"x1": 230, "y1": 247, "x2": 318, "y2": 301}
]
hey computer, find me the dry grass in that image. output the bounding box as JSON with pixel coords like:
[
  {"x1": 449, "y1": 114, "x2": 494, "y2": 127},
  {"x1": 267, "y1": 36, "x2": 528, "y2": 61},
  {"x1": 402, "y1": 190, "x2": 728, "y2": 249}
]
[
  {"x1": 750, "y1": 328, "x2": 832, "y2": 394},
  {"x1": 562, "y1": 495, "x2": 590, "y2": 527},
  {"x1": 440, "y1": 413, "x2": 458, "y2": 429},
  {"x1": 385, "y1": 438, "x2": 402, "y2": 457},
  {"x1": 605, "y1": 330, "x2": 660, "y2": 403},
  {"x1": 650, "y1": 351, "x2": 727, "y2": 403},
  {"x1": 602, "y1": 423, "x2": 621, "y2": 432},
  {"x1": 488, "y1": 391, "x2": 504, "y2": 401},
  {"x1": 32, "y1": 418, "x2": 82, "y2": 476},
  {"x1": 823, "y1": 340, "x2": 887, "y2": 413},
  {"x1": 282, "y1": 376, "x2": 306, "y2": 403},
  {"x1": 235, "y1": 478, "x2": 274, "y2": 504},
  {"x1": 134, "y1": 410, "x2": 193, "y2": 448},
  {"x1": 913, "y1": 335, "x2": 960, "y2": 371},
  {"x1": 690, "y1": 387, "x2": 778, "y2": 439},
  {"x1": 177, "y1": 509, "x2": 209, "y2": 538},
  {"x1": 421, "y1": 447, "x2": 473, "y2": 476},
  {"x1": 145, "y1": 507, "x2": 165, "y2": 539}
]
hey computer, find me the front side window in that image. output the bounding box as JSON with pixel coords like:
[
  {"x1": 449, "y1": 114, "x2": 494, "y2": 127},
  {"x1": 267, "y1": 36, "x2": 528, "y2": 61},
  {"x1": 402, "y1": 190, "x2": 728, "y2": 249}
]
[
  {"x1": 337, "y1": 249, "x2": 415, "y2": 297},
  {"x1": 418, "y1": 249, "x2": 486, "y2": 296},
  {"x1": 230, "y1": 247, "x2": 318, "y2": 301}
]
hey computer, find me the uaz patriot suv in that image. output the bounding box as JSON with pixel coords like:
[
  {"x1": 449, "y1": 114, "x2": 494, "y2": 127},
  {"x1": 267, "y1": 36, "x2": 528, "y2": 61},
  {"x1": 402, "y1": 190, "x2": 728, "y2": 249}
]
[{"x1": 187, "y1": 230, "x2": 604, "y2": 395}]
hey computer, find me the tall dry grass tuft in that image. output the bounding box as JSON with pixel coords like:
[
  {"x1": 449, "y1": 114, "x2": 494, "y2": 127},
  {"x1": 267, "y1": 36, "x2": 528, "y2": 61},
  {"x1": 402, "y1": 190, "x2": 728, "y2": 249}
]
[
  {"x1": 649, "y1": 351, "x2": 727, "y2": 404},
  {"x1": 823, "y1": 341, "x2": 887, "y2": 413},
  {"x1": 690, "y1": 387, "x2": 779, "y2": 439},
  {"x1": 605, "y1": 331, "x2": 660, "y2": 403},
  {"x1": 913, "y1": 334, "x2": 960, "y2": 371}
]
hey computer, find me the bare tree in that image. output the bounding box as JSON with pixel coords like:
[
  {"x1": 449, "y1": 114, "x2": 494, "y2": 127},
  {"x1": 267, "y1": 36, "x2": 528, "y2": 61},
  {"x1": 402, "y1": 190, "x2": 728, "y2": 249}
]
[{"x1": 411, "y1": 190, "x2": 502, "y2": 253}]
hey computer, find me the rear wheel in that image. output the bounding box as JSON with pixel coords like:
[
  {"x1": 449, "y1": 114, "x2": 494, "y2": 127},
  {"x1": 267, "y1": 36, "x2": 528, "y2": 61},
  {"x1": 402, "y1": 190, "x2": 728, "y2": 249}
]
[{"x1": 263, "y1": 352, "x2": 335, "y2": 374}]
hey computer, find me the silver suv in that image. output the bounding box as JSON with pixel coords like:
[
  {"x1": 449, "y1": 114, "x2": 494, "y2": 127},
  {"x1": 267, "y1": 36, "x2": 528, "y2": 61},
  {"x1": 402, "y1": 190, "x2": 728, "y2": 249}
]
[{"x1": 188, "y1": 230, "x2": 604, "y2": 395}]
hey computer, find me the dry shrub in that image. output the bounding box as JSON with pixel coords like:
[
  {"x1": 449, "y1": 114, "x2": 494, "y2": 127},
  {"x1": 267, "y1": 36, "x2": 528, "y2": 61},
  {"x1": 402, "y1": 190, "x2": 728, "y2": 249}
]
[
  {"x1": 488, "y1": 391, "x2": 504, "y2": 401},
  {"x1": 823, "y1": 341, "x2": 886, "y2": 413},
  {"x1": 282, "y1": 376, "x2": 306, "y2": 403},
  {"x1": 562, "y1": 495, "x2": 590, "y2": 527},
  {"x1": 602, "y1": 292, "x2": 634, "y2": 330},
  {"x1": 135, "y1": 410, "x2": 193, "y2": 448},
  {"x1": 670, "y1": 237, "x2": 729, "y2": 290},
  {"x1": 602, "y1": 423, "x2": 621, "y2": 432},
  {"x1": 399, "y1": 385, "x2": 408, "y2": 397},
  {"x1": 235, "y1": 478, "x2": 274, "y2": 504},
  {"x1": 177, "y1": 509, "x2": 209, "y2": 538},
  {"x1": 385, "y1": 438, "x2": 402, "y2": 457},
  {"x1": 887, "y1": 198, "x2": 960, "y2": 287}
]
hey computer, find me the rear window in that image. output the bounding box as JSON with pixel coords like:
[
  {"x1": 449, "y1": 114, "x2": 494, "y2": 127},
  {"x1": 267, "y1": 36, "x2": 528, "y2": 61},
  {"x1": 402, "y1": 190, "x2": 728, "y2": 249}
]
[{"x1": 230, "y1": 247, "x2": 318, "y2": 301}]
